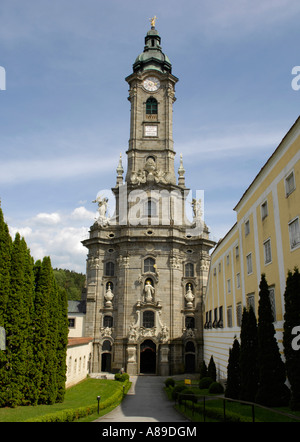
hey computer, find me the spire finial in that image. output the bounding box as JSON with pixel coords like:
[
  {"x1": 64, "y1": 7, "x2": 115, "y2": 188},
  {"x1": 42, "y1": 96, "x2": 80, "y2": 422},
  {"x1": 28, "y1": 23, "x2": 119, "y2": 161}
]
[
  {"x1": 116, "y1": 153, "x2": 124, "y2": 186},
  {"x1": 149, "y1": 16, "x2": 157, "y2": 28},
  {"x1": 178, "y1": 153, "x2": 186, "y2": 186}
]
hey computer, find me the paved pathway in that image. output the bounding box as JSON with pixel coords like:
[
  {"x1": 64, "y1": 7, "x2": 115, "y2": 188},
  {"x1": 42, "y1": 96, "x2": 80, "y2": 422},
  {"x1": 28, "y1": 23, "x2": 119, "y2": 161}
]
[{"x1": 94, "y1": 376, "x2": 189, "y2": 422}]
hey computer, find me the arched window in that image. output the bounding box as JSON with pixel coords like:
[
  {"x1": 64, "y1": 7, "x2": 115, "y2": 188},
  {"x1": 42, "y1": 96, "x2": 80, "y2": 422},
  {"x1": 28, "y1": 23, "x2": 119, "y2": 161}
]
[
  {"x1": 105, "y1": 262, "x2": 115, "y2": 276},
  {"x1": 143, "y1": 311, "x2": 155, "y2": 328},
  {"x1": 185, "y1": 316, "x2": 195, "y2": 329},
  {"x1": 185, "y1": 341, "x2": 195, "y2": 352},
  {"x1": 147, "y1": 198, "x2": 157, "y2": 217},
  {"x1": 102, "y1": 340, "x2": 112, "y2": 352},
  {"x1": 144, "y1": 257, "x2": 155, "y2": 273},
  {"x1": 106, "y1": 281, "x2": 113, "y2": 291},
  {"x1": 146, "y1": 97, "x2": 158, "y2": 115},
  {"x1": 185, "y1": 263, "x2": 194, "y2": 277},
  {"x1": 103, "y1": 315, "x2": 113, "y2": 328}
]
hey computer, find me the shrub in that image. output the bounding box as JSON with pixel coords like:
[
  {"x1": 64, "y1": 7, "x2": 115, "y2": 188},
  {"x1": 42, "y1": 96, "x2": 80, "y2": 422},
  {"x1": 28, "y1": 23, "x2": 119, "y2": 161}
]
[
  {"x1": 199, "y1": 377, "x2": 213, "y2": 389},
  {"x1": 171, "y1": 385, "x2": 186, "y2": 401},
  {"x1": 165, "y1": 378, "x2": 175, "y2": 388},
  {"x1": 114, "y1": 373, "x2": 129, "y2": 382},
  {"x1": 208, "y1": 382, "x2": 224, "y2": 394}
]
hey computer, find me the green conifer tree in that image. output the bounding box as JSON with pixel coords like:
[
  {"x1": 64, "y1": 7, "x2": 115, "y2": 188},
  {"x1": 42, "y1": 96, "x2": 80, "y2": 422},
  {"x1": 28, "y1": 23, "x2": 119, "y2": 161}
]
[
  {"x1": 33, "y1": 257, "x2": 51, "y2": 404},
  {"x1": 55, "y1": 286, "x2": 68, "y2": 402},
  {"x1": 239, "y1": 306, "x2": 258, "y2": 402},
  {"x1": 256, "y1": 274, "x2": 290, "y2": 407},
  {"x1": 199, "y1": 360, "x2": 208, "y2": 379},
  {"x1": 208, "y1": 355, "x2": 216, "y2": 381},
  {"x1": 5, "y1": 233, "x2": 29, "y2": 406},
  {"x1": 225, "y1": 338, "x2": 240, "y2": 399},
  {"x1": 283, "y1": 268, "x2": 300, "y2": 410},
  {"x1": 0, "y1": 205, "x2": 12, "y2": 406}
]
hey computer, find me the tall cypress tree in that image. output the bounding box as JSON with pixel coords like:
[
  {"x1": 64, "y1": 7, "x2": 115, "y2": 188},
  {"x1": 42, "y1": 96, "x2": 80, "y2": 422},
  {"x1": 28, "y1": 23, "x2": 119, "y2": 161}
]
[
  {"x1": 283, "y1": 268, "x2": 300, "y2": 410},
  {"x1": 0, "y1": 205, "x2": 12, "y2": 407},
  {"x1": 5, "y1": 233, "x2": 29, "y2": 406},
  {"x1": 55, "y1": 286, "x2": 68, "y2": 402},
  {"x1": 20, "y1": 238, "x2": 36, "y2": 405},
  {"x1": 256, "y1": 274, "x2": 290, "y2": 407},
  {"x1": 33, "y1": 257, "x2": 53, "y2": 404},
  {"x1": 225, "y1": 337, "x2": 240, "y2": 399},
  {"x1": 239, "y1": 306, "x2": 258, "y2": 402}
]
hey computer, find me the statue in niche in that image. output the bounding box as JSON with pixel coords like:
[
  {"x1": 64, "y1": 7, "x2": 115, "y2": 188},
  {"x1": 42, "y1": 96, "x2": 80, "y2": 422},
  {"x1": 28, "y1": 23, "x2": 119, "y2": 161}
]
[
  {"x1": 144, "y1": 280, "x2": 155, "y2": 303},
  {"x1": 128, "y1": 323, "x2": 138, "y2": 342}
]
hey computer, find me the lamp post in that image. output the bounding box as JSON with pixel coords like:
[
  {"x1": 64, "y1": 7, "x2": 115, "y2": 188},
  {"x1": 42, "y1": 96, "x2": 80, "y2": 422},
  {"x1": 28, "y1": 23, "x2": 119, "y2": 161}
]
[{"x1": 97, "y1": 395, "x2": 101, "y2": 414}]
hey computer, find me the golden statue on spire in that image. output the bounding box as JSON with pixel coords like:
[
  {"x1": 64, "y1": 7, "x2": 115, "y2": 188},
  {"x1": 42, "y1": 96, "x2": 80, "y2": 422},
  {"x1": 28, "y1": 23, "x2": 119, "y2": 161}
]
[{"x1": 150, "y1": 16, "x2": 157, "y2": 28}]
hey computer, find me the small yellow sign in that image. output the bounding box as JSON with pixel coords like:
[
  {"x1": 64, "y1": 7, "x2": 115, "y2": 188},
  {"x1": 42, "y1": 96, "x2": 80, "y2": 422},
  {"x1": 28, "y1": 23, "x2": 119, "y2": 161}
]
[{"x1": 184, "y1": 379, "x2": 191, "y2": 386}]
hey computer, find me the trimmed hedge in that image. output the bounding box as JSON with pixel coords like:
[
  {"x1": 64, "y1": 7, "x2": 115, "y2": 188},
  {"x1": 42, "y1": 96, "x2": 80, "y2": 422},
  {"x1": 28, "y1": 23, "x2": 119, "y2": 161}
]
[
  {"x1": 114, "y1": 373, "x2": 130, "y2": 382},
  {"x1": 199, "y1": 377, "x2": 214, "y2": 389},
  {"x1": 208, "y1": 382, "x2": 224, "y2": 394},
  {"x1": 25, "y1": 380, "x2": 130, "y2": 422},
  {"x1": 165, "y1": 378, "x2": 175, "y2": 388}
]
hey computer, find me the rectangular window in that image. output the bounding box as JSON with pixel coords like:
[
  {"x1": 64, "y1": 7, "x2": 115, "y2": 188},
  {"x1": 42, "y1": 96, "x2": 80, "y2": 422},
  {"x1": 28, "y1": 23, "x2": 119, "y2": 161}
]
[
  {"x1": 246, "y1": 253, "x2": 253, "y2": 275},
  {"x1": 245, "y1": 220, "x2": 250, "y2": 236},
  {"x1": 261, "y1": 201, "x2": 268, "y2": 220},
  {"x1": 289, "y1": 217, "x2": 300, "y2": 250},
  {"x1": 226, "y1": 255, "x2": 229, "y2": 266},
  {"x1": 236, "y1": 303, "x2": 242, "y2": 327},
  {"x1": 235, "y1": 246, "x2": 239, "y2": 258},
  {"x1": 227, "y1": 306, "x2": 232, "y2": 328},
  {"x1": 68, "y1": 318, "x2": 75, "y2": 328},
  {"x1": 227, "y1": 279, "x2": 231, "y2": 294},
  {"x1": 285, "y1": 171, "x2": 295, "y2": 196},
  {"x1": 236, "y1": 272, "x2": 241, "y2": 289},
  {"x1": 218, "y1": 306, "x2": 223, "y2": 328},
  {"x1": 247, "y1": 293, "x2": 255, "y2": 311},
  {"x1": 268, "y1": 287, "x2": 276, "y2": 322},
  {"x1": 263, "y1": 238, "x2": 272, "y2": 264}
]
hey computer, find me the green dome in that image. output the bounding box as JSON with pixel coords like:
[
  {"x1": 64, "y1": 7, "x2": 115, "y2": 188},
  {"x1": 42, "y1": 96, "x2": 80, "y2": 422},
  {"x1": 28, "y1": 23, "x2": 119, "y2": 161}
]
[{"x1": 133, "y1": 27, "x2": 172, "y2": 74}]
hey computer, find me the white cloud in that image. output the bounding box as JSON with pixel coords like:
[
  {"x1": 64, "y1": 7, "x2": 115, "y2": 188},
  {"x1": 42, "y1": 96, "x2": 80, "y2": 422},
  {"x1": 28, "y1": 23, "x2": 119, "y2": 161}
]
[
  {"x1": 8, "y1": 207, "x2": 92, "y2": 273},
  {"x1": 33, "y1": 212, "x2": 61, "y2": 225},
  {"x1": 71, "y1": 206, "x2": 96, "y2": 222}
]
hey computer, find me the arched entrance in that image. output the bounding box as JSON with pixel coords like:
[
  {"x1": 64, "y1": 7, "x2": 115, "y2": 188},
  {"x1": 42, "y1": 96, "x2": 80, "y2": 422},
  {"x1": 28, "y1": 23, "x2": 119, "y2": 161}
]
[
  {"x1": 101, "y1": 340, "x2": 112, "y2": 372},
  {"x1": 185, "y1": 341, "x2": 196, "y2": 373},
  {"x1": 140, "y1": 340, "x2": 156, "y2": 374}
]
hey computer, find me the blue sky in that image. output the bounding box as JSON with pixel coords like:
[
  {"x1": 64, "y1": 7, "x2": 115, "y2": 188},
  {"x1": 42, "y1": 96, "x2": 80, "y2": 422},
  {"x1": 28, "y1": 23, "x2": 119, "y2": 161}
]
[{"x1": 0, "y1": 0, "x2": 299, "y2": 272}]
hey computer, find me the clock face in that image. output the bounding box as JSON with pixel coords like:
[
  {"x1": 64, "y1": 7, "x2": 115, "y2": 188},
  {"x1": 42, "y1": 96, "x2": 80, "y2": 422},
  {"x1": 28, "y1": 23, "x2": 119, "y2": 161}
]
[{"x1": 143, "y1": 77, "x2": 160, "y2": 91}]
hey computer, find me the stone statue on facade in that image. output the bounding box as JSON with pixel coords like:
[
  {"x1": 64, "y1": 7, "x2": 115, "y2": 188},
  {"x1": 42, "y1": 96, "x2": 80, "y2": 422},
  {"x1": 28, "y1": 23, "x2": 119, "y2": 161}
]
[
  {"x1": 93, "y1": 195, "x2": 110, "y2": 226},
  {"x1": 144, "y1": 280, "x2": 155, "y2": 302}
]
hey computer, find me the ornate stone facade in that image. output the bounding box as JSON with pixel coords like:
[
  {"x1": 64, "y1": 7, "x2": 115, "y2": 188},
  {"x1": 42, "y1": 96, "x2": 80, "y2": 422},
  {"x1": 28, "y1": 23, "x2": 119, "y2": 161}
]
[{"x1": 82, "y1": 23, "x2": 215, "y2": 375}]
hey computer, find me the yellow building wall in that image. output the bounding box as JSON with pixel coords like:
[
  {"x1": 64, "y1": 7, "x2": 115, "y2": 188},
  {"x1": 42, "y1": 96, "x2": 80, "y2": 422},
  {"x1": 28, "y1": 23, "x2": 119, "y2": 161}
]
[{"x1": 203, "y1": 118, "x2": 300, "y2": 380}]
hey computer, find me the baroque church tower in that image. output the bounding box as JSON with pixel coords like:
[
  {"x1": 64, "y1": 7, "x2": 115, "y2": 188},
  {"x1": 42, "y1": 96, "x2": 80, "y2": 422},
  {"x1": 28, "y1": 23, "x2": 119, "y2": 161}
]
[{"x1": 82, "y1": 20, "x2": 215, "y2": 375}]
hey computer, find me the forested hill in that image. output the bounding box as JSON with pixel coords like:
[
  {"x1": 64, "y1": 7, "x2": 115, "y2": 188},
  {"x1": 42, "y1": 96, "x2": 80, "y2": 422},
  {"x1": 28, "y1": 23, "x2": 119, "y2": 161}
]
[{"x1": 53, "y1": 268, "x2": 86, "y2": 301}]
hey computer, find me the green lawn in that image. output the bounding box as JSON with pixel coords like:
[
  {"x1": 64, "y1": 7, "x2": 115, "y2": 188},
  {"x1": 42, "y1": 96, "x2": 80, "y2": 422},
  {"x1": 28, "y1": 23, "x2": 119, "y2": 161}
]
[
  {"x1": 165, "y1": 380, "x2": 300, "y2": 423},
  {"x1": 0, "y1": 378, "x2": 129, "y2": 422}
]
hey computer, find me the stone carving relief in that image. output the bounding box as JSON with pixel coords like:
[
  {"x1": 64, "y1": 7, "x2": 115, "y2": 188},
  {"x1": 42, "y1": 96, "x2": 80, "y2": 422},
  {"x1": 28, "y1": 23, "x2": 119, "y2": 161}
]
[
  {"x1": 130, "y1": 157, "x2": 172, "y2": 185},
  {"x1": 127, "y1": 309, "x2": 169, "y2": 344}
]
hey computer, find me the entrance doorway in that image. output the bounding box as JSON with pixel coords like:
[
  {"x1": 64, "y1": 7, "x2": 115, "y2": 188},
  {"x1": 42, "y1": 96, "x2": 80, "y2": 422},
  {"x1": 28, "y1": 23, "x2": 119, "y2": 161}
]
[
  {"x1": 185, "y1": 341, "x2": 196, "y2": 373},
  {"x1": 140, "y1": 340, "x2": 156, "y2": 374},
  {"x1": 101, "y1": 353, "x2": 111, "y2": 372}
]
